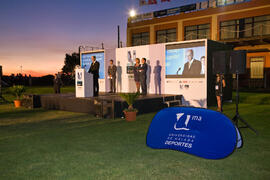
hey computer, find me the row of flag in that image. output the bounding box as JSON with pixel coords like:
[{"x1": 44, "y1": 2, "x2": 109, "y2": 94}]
[{"x1": 140, "y1": 0, "x2": 171, "y2": 6}]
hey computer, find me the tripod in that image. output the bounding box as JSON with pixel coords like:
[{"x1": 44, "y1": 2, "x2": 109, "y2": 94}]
[{"x1": 232, "y1": 73, "x2": 257, "y2": 134}]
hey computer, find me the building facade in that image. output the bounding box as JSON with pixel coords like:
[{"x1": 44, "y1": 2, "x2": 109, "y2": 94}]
[{"x1": 127, "y1": 0, "x2": 270, "y2": 88}]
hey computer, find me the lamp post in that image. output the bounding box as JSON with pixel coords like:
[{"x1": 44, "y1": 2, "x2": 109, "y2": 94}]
[{"x1": 118, "y1": 25, "x2": 120, "y2": 48}]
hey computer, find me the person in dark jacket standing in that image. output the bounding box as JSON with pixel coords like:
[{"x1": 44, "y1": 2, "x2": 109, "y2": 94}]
[
  {"x1": 108, "y1": 59, "x2": 117, "y2": 93},
  {"x1": 139, "y1": 58, "x2": 148, "y2": 95},
  {"x1": 53, "y1": 72, "x2": 63, "y2": 94},
  {"x1": 134, "y1": 58, "x2": 141, "y2": 93},
  {"x1": 88, "y1": 56, "x2": 100, "y2": 97}
]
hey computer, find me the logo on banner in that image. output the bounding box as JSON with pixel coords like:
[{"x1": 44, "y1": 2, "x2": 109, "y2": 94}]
[
  {"x1": 174, "y1": 113, "x2": 190, "y2": 131},
  {"x1": 174, "y1": 113, "x2": 202, "y2": 131},
  {"x1": 77, "y1": 72, "x2": 82, "y2": 80}
]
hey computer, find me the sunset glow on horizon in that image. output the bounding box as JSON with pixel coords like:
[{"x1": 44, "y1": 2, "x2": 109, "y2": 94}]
[{"x1": 0, "y1": 0, "x2": 198, "y2": 77}]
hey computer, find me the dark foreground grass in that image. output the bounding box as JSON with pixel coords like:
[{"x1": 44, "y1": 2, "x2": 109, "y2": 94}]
[{"x1": 0, "y1": 92, "x2": 269, "y2": 180}]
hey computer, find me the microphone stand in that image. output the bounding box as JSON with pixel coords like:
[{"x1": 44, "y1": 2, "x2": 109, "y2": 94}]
[{"x1": 176, "y1": 67, "x2": 181, "y2": 75}]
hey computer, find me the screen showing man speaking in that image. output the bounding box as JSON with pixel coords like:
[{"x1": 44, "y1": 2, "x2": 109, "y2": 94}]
[{"x1": 166, "y1": 43, "x2": 205, "y2": 78}]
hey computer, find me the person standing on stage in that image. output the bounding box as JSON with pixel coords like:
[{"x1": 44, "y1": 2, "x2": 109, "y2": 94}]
[
  {"x1": 88, "y1": 56, "x2": 100, "y2": 97},
  {"x1": 108, "y1": 59, "x2": 117, "y2": 93},
  {"x1": 139, "y1": 58, "x2": 148, "y2": 95},
  {"x1": 215, "y1": 74, "x2": 226, "y2": 112},
  {"x1": 134, "y1": 58, "x2": 141, "y2": 93}
]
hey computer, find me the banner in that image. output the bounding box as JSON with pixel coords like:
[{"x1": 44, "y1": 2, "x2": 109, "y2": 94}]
[
  {"x1": 180, "y1": 4, "x2": 196, "y2": 12},
  {"x1": 133, "y1": 12, "x2": 154, "y2": 22},
  {"x1": 140, "y1": 0, "x2": 171, "y2": 6},
  {"x1": 146, "y1": 107, "x2": 238, "y2": 159},
  {"x1": 81, "y1": 51, "x2": 105, "y2": 79}
]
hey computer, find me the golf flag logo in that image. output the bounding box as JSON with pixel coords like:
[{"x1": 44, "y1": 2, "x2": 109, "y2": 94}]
[{"x1": 146, "y1": 107, "x2": 238, "y2": 159}]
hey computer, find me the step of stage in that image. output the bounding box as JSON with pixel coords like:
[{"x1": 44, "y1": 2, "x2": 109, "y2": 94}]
[{"x1": 23, "y1": 93, "x2": 182, "y2": 119}]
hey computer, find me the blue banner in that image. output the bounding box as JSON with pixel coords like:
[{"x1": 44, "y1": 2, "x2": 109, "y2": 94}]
[
  {"x1": 81, "y1": 52, "x2": 105, "y2": 79},
  {"x1": 146, "y1": 107, "x2": 237, "y2": 159}
]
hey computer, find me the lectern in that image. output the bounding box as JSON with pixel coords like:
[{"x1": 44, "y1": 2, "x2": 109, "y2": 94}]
[{"x1": 75, "y1": 68, "x2": 93, "y2": 97}]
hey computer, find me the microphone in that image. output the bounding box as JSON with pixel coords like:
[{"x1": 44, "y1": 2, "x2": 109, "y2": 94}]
[{"x1": 176, "y1": 67, "x2": 181, "y2": 75}]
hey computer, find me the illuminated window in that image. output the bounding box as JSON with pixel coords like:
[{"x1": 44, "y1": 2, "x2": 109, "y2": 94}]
[
  {"x1": 254, "y1": 15, "x2": 270, "y2": 36},
  {"x1": 250, "y1": 57, "x2": 264, "y2": 79},
  {"x1": 220, "y1": 15, "x2": 270, "y2": 40},
  {"x1": 156, "y1": 28, "x2": 176, "y2": 43},
  {"x1": 226, "y1": 0, "x2": 235, "y2": 5},
  {"x1": 132, "y1": 32, "x2": 150, "y2": 46},
  {"x1": 184, "y1": 24, "x2": 210, "y2": 40},
  {"x1": 217, "y1": 0, "x2": 226, "y2": 6},
  {"x1": 220, "y1": 20, "x2": 239, "y2": 40}
]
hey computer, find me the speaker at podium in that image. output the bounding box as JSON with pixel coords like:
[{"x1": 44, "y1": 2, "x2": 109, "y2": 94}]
[{"x1": 75, "y1": 68, "x2": 93, "y2": 97}]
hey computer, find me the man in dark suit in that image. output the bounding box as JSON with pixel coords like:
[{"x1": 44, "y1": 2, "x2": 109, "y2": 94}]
[
  {"x1": 139, "y1": 58, "x2": 148, "y2": 95},
  {"x1": 182, "y1": 49, "x2": 202, "y2": 77},
  {"x1": 108, "y1": 59, "x2": 117, "y2": 93},
  {"x1": 88, "y1": 56, "x2": 100, "y2": 96}
]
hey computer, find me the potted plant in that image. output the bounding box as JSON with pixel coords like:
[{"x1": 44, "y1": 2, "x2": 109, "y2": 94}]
[
  {"x1": 120, "y1": 92, "x2": 140, "y2": 121},
  {"x1": 9, "y1": 85, "x2": 26, "y2": 108}
]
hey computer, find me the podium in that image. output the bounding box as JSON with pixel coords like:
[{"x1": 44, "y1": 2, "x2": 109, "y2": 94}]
[{"x1": 75, "y1": 68, "x2": 93, "y2": 97}]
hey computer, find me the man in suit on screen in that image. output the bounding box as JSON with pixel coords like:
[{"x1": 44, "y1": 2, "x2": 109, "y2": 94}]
[
  {"x1": 182, "y1": 49, "x2": 202, "y2": 77},
  {"x1": 88, "y1": 56, "x2": 100, "y2": 97}
]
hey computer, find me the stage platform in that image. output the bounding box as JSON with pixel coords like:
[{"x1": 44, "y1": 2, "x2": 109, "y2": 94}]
[{"x1": 35, "y1": 93, "x2": 182, "y2": 118}]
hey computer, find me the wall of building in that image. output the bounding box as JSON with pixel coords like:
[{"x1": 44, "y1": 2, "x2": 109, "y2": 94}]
[
  {"x1": 127, "y1": 0, "x2": 270, "y2": 46},
  {"x1": 127, "y1": 0, "x2": 270, "y2": 88}
]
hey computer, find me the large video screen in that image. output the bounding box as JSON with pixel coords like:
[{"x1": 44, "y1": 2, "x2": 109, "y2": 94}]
[
  {"x1": 81, "y1": 51, "x2": 105, "y2": 79},
  {"x1": 166, "y1": 43, "x2": 205, "y2": 78}
]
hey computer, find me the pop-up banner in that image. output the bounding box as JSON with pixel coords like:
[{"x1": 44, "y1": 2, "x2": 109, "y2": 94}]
[{"x1": 146, "y1": 107, "x2": 237, "y2": 159}]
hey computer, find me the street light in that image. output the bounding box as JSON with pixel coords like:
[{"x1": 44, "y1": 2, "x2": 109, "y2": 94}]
[{"x1": 129, "y1": 9, "x2": 136, "y2": 17}]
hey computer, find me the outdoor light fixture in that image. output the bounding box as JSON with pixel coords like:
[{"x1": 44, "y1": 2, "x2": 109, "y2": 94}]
[{"x1": 129, "y1": 9, "x2": 136, "y2": 17}]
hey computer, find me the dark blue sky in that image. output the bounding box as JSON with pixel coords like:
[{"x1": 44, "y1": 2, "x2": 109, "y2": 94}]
[{"x1": 0, "y1": 0, "x2": 201, "y2": 76}]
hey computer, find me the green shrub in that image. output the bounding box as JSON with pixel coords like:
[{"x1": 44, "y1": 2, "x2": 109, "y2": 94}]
[
  {"x1": 119, "y1": 92, "x2": 140, "y2": 112},
  {"x1": 9, "y1": 85, "x2": 26, "y2": 100}
]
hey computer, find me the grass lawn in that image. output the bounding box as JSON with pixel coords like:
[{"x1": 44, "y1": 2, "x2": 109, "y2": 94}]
[
  {"x1": 0, "y1": 91, "x2": 269, "y2": 179},
  {"x1": 1, "y1": 86, "x2": 75, "y2": 103}
]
